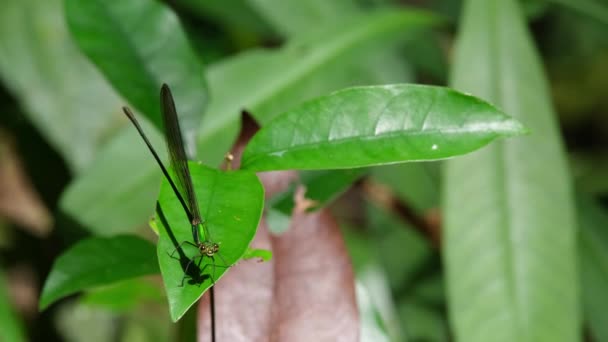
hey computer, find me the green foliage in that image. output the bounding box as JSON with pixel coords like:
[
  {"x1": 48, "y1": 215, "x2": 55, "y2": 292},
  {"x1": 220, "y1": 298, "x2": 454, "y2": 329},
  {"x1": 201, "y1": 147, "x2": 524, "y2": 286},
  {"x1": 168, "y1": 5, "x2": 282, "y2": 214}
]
[
  {"x1": 198, "y1": 9, "x2": 438, "y2": 165},
  {"x1": 39, "y1": 236, "x2": 158, "y2": 310},
  {"x1": 0, "y1": 0, "x2": 121, "y2": 172},
  {"x1": 578, "y1": 196, "x2": 608, "y2": 341},
  {"x1": 443, "y1": 0, "x2": 580, "y2": 340},
  {"x1": 0, "y1": 268, "x2": 26, "y2": 342},
  {"x1": 0, "y1": 0, "x2": 603, "y2": 338},
  {"x1": 65, "y1": 0, "x2": 207, "y2": 147},
  {"x1": 242, "y1": 85, "x2": 526, "y2": 171},
  {"x1": 155, "y1": 163, "x2": 264, "y2": 321}
]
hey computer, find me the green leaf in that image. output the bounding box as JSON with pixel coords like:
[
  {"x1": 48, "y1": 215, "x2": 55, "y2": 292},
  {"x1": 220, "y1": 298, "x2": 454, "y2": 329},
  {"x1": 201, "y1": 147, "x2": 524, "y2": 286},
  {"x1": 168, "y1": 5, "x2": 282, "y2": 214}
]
[
  {"x1": 443, "y1": 1, "x2": 579, "y2": 341},
  {"x1": 357, "y1": 282, "x2": 391, "y2": 342},
  {"x1": 0, "y1": 268, "x2": 26, "y2": 342},
  {"x1": 242, "y1": 248, "x2": 273, "y2": 262},
  {"x1": 39, "y1": 235, "x2": 158, "y2": 310},
  {"x1": 0, "y1": 0, "x2": 121, "y2": 172},
  {"x1": 241, "y1": 85, "x2": 526, "y2": 171},
  {"x1": 174, "y1": 0, "x2": 271, "y2": 35},
  {"x1": 246, "y1": 0, "x2": 362, "y2": 37},
  {"x1": 155, "y1": 163, "x2": 264, "y2": 321},
  {"x1": 549, "y1": 0, "x2": 608, "y2": 26},
  {"x1": 81, "y1": 279, "x2": 164, "y2": 312},
  {"x1": 198, "y1": 9, "x2": 438, "y2": 165},
  {"x1": 60, "y1": 122, "x2": 163, "y2": 236},
  {"x1": 371, "y1": 163, "x2": 439, "y2": 213},
  {"x1": 65, "y1": 0, "x2": 207, "y2": 148},
  {"x1": 271, "y1": 169, "x2": 367, "y2": 215},
  {"x1": 578, "y1": 196, "x2": 608, "y2": 341}
]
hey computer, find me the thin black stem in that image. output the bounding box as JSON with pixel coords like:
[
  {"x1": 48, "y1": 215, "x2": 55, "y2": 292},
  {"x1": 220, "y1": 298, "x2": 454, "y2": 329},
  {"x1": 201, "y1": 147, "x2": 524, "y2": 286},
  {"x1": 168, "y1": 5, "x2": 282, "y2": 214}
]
[{"x1": 210, "y1": 285, "x2": 216, "y2": 342}]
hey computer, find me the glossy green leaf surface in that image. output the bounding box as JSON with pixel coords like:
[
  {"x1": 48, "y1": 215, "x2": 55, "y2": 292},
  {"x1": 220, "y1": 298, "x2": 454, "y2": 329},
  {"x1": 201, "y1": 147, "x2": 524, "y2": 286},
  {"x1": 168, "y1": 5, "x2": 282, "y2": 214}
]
[
  {"x1": 0, "y1": 0, "x2": 121, "y2": 172},
  {"x1": 443, "y1": 0, "x2": 579, "y2": 341},
  {"x1": 65, "y1": 0, "x2": 207, "y2": 148},
  {"x1": 155, "y1": 163, "x2": 263, "y2": 321},
  {"x1": 198, "y1": 9, "x2": 436, "y2": 165},
  {"x1": 578, "y1": 196, "x2": 608, "y2": 341},
  {"x1": 40, "y1": 235, "x2": 158, "y2": 310},
  {"x1": 241, "y1": 85, "x2": 525, "y2": 171},
  {"x1": 0, "y1": 268, "x2": 26, "y2": 342}
]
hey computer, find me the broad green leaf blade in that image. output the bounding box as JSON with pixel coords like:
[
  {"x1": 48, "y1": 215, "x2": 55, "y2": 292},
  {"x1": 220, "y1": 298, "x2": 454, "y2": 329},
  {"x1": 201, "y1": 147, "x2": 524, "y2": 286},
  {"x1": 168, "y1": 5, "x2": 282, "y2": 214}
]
[
  {"x1": 198, "y1": 9, "x2": 437, "y2": 165},
  {"x1": 60, "y1": 121, "x2": 163, "y2": 236},
  {"x1": 443, "y1": 1, "x2": 579, "y2": 341},
  {"x1": 65, "y1": 0, "x2": 207, "y2": 150},
  {"x1": 156, "y1": 163, "x2": 264, "y2": 321},
  {"x1": 0, "y1": 268, "x2": 26, "y2": 342},
  {"x1": 241, "y1": 85, "x2": 525, "y2": 171},
  {"x1": 0, "y1": 0, "x2": 121, "y2": 172},
  {"x1": 578, "y1": 196, "x2": 608, "y2": 341},
  {"x1": 40, "y1": 235, "x2": 158, "y2": 310}
]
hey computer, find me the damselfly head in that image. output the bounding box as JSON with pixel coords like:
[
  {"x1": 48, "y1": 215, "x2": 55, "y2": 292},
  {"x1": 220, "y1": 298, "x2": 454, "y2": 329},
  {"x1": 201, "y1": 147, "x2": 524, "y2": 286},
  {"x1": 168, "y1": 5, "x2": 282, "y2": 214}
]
[{"x1": 199, "y1": 241, "x2": 220, "y2": 257}]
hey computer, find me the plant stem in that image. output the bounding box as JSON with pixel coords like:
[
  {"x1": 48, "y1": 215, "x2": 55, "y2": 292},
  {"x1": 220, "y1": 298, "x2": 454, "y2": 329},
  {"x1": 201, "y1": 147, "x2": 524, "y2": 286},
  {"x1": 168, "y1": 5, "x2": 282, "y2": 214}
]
[{"x1": 210, "y1": 285, "x2": 216, "y2": 342}]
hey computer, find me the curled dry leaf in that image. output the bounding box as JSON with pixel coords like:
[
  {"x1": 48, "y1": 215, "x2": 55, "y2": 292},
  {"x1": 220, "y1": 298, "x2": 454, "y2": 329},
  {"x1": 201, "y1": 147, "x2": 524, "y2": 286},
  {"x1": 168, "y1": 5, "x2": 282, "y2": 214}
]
[
  {"x1": 196, "y1": 111, "x2": 359, "y2": 342},
  {"x1": 0, "y1": 133, "x2": 52, "y2": 236}
]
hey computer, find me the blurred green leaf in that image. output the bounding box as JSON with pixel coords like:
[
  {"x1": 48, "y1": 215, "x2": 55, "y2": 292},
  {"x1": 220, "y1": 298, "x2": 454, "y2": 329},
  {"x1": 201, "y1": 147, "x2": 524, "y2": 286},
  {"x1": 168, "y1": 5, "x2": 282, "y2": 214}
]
[
  {"x1": 81, "y1": 278, "x2": 164, "y2": 312},
  {"x1": 198, "y1": 9, "x2": 437, "y2": 165},
  {"x1": 155, "y1": 163, "x2": 263, "y2": 321},
  {"x1": 40, "y1": 235, "x2": 158, "y2": 310},
  {"x1": 242, "y1": 85, "x2": 526, "y2": 171},
  {"x1": 371, "y1": 162, "x2": 440, "y2": 213},
  {"x1": 0, "y1": 0, "x2": 121, "y2": 172},
  {"x1": 65, "y1": 0, "x2": 207, "y2": 151},
  {"x1": 399, "y1": 299, "x2": 449, "y2": 342},
  {"x1": 242, "y1": 248, "x2": 273, "y2": 262},
  {"x1": 549, "y1": 0, "x2": 608, "y2": 26},
  {"x1": 443, "y1": 1, "x2": 579, "y2": 341},
  {"x1": 60, "y1": 121, "x2": 163, "y2": 235},
  {"x1": 367, "y1": 202, "x2": 433, "y2": 292},
  {"x1": 174, "y1": 0, "x2": 271, "y2": 35},
  {"x1": 271, "y1": 169, "x2": 367, "y2": 215},
  {"x1": 55, "y1": 301, "x2": 116, "y2": 342},
  {"x1": 246, "y1": 0, "x2": 361, "y2": 37},
  {"x1": 0, "y1": 268, "x2": 26, "y2": 342},
  {"x1": 357, "y1": 282, "x2": 391, "y2": 342},
  {"x1": 578, "y1": 196, "x2": 608, "y2": 341}
]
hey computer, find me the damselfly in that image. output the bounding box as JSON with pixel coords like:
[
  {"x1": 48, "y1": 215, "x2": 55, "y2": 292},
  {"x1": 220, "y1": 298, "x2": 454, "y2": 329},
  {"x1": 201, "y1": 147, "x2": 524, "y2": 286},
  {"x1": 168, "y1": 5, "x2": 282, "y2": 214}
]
[{"x1": 122, "y1": 84, "x2": 228, "y2": 285}]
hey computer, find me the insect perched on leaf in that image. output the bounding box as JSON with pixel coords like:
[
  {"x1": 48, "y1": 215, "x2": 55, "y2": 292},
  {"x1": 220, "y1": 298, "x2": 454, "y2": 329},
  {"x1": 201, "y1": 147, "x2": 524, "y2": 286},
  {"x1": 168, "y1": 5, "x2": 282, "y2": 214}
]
[{"x1": 122, "y1": 84, "x2": 229, "y2": 285}]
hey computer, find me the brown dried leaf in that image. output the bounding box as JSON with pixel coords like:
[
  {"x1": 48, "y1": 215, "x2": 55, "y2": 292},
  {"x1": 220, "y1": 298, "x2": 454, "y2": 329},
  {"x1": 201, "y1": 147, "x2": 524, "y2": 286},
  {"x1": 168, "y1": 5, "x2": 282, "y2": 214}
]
[{"x1": 0, "y1": 133, "x2": 52, "y2": 236}]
